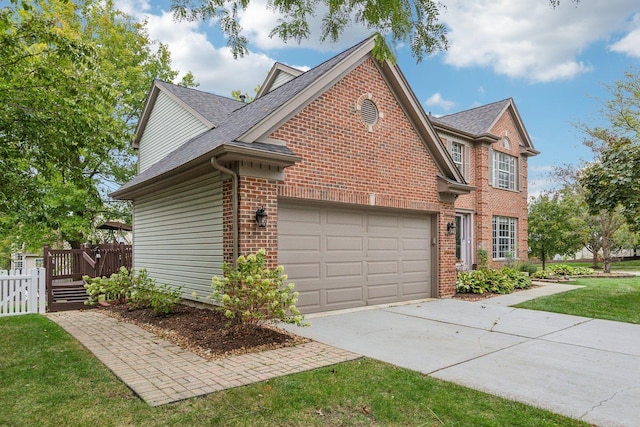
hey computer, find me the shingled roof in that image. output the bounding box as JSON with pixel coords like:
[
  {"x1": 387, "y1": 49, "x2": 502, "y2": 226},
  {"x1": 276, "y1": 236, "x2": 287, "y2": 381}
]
[
  {"x1": 112, "y1": 36, "x2": 475, "y2": 199},
  {"x1": 431, "y1": 99, "x2": 512, "y2": 135},
  {"x1": 155, "y1": 81, "x2": 245, "y2": 127}
]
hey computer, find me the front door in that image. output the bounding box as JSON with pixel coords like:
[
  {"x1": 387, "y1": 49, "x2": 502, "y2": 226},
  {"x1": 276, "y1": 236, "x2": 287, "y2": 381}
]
[{"x1": 455, "y1": 213, "x2": 473, "y2": 271}]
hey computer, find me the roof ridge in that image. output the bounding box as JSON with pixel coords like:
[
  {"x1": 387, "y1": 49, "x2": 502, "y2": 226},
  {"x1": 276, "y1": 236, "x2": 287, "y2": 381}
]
[{"x1": 438, "y1": 97, "x2": 512, "y2": 119}]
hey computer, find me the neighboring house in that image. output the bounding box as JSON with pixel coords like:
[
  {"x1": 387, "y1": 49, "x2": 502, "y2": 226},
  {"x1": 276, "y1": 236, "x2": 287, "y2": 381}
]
[
  {"x1": 112, "y1": 36, "x2": 536, "y2": 314},
  {"x1": 431, "y1": 100, "x2": 539, "y2": 270},
  {"x1": 10, "y1": 251, "x2": 43, "y2": 271}
]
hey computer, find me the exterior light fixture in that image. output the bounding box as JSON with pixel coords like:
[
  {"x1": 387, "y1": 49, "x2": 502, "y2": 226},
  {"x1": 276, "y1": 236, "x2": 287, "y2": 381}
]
[
  {"x1": 255, "y1": 207, "x2": 268, "y2": 228},
  {"x1": 446, "y1": 222, "x2": 456, "y2": 235}
]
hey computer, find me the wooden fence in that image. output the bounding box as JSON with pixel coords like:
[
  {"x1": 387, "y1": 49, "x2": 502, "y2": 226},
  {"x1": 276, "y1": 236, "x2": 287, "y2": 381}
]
[
  {"x1": 44, "y1": 243, "x2": 132, "y2": 312},
  {"x1": 0, "y1": 268, "x2": 46, "y2": 316}
]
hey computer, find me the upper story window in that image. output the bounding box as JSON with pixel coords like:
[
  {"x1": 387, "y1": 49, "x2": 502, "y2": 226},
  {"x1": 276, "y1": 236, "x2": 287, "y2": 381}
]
[
  {"x1": 447, "y1": 140, "x2": 469, "y2": 180},
  {"x1": 451, "y1": 142, "x2": 464, "y2": 172},
  {"x1": 492, "y1": 151, "x2": 516, "y2": 191}
]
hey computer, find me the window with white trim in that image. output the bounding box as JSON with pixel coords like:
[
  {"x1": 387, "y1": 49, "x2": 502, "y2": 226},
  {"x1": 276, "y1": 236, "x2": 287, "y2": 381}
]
[
  {"x1": 14, "y1": 252, "x2": 24, "y2": 270},
  {"x1": 492, "y1": 216, "x2": 517, "y2": 259},
  {"x1": 451, "y1": 142, "x2": 464, "y2": 173},
  {"x1": 494, "y1": 151, "x2": 516, "y2": 190}
]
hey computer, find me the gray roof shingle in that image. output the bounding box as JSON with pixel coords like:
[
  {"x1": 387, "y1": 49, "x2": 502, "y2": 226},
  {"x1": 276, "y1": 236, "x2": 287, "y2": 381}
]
[
  {"x1": 431, "y1": 98, "x2": 512, "y2": 135},
  {"x1": 155, "y1": 80, "x2": 244, "y2": 126}
]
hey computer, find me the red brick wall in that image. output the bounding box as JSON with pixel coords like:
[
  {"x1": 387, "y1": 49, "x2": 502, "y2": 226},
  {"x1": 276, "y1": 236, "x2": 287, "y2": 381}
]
[
  {"x1": 270, "y1": 57, "x2": 456, "y2": 296},
  {"x1": 238, "y1": 176, "x2": 278, "y2": 268},
  {"x1": 484, "y1": 111, "x2": 530, "y2": 264}
]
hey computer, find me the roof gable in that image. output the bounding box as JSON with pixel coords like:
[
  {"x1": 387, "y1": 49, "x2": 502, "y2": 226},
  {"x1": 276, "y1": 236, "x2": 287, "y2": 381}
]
[
  {"x1": 431, "y1": 98, "x2": 537, "y2": 154},
  {"x1": 256, "y1": 63, "x2": 304, "y2": 97},
  {"x1": 133, "y1": 80, "x2": 244, "y2": 148}
]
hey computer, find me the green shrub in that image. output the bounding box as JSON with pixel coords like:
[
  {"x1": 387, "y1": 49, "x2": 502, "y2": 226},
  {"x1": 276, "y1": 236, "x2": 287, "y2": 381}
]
[
  {"x1": 456, "y1": 267, "x2": 531, "y2": 295},
  {"x1": 517, "y1": 261, "x2": 539, "y2": 276},
  {"x1": 130, "y1": 281, "x2": 182, "y2": 316},
  {"x1": 84, "y1": 266, "x2": 138, "y2": 305},
  {"x1": 477, "y1": 248, "x2": 489, "y2": 270},
  {"x1": 534, "y1": 264, "x2": 595, "y2": 278},
  {"x1": 211, "y1": 249, "x2": 306, "y2": 327},
  {"x1": 84, "y1": 267, "x2": 182, "y2": 316}
]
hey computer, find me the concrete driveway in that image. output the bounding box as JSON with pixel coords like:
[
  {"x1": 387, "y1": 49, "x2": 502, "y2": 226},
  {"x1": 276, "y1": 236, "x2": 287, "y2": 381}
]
[{"x1": 282, "y1": 285, "x2": 640, "y2": 427}]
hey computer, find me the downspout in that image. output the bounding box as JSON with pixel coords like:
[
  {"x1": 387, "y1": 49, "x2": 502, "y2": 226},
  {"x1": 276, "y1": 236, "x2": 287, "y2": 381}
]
[{"x1": 211, "y1": 158, "x2": 238, "y2": 263}]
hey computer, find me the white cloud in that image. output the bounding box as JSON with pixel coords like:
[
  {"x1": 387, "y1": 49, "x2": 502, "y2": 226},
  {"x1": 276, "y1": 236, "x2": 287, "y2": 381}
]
[
  {"x1": 425, "y1": 92, "x2": 455, "y2": 111},
  {"x1": 238, "y1": 0, "x2": 371, "y2": 52},
  {"x1": 610, "y1": 13, "x2": 640, "y2": 57},
  {"x1": 439, "y1": 1, "x2": 638, "y2": 82}
]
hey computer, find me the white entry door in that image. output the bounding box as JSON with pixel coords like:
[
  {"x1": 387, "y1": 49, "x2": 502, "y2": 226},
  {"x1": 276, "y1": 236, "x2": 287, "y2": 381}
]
[{"x1": 455, "y1": 213, "x2": 473, "y2": 271}]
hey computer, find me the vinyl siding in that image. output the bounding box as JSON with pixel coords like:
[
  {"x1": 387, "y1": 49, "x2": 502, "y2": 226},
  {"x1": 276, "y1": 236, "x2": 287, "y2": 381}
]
[
  {"x1": 133, "y1": 172, "x2": 223, "y2": 300},
  {"x1": 138, "y1": 91, "x2": 209, "y2": 173}
]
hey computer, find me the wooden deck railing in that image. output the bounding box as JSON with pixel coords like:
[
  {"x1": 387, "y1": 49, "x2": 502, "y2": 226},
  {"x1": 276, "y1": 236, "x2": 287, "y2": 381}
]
[{"x1": 44, "y1": 243, "x2": 132, "y2": 312}]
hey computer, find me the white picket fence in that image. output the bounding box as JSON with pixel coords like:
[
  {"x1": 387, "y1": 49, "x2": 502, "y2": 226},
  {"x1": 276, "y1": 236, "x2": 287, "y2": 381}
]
[{"x1": 0, "y1": 268, "x2": 46, "y2": 316}]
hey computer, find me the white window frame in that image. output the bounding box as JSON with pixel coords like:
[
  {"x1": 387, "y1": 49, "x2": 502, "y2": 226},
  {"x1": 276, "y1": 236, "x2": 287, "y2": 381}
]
[
  {"x1": 492, "y1": 151, "x2": 516, "y2": 191},
  {"x1": 492, "y1": 216, "x2": 517, "y2": 260},
  {"x1": 451, "y1": 142, "x2": 464, "y2": 173}
]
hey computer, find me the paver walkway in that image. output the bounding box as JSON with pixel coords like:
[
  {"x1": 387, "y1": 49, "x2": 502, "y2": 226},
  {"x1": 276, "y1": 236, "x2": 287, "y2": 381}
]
[{"x1": 47, "y1": 310, "x2": 359, "y2": 406}]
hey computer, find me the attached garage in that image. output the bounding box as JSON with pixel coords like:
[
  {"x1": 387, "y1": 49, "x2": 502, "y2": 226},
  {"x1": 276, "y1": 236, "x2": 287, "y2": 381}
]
[{"x1": 278, "y1": 200, "x2": 437, "y2": 313}]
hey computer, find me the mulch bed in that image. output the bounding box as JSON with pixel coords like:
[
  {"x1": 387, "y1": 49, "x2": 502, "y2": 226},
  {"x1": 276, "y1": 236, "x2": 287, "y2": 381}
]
[{"x1": 98, "y1": 303, "x2": 308, "y2": 361}]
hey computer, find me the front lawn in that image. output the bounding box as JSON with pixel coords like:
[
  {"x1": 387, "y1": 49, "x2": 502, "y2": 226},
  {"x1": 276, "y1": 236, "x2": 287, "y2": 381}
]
[
  {"x1": 515, "y1": 276, "x2": 640, "y2": 324},
  {"x1": 0, "y1": 315, "x2": 588, "y2": 426}
]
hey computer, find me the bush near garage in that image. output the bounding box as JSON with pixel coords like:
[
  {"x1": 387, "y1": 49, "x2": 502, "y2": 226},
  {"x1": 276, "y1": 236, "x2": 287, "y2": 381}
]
[{"x1": 456, "y1": 267, "x2": 532, "y2": 295}]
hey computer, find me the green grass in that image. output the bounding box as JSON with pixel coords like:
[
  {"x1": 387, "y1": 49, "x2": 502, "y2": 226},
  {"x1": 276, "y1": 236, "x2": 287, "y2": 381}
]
[
  {"x1": 516, "y1": 276, "x2": 640, "y2": 324},
  {"x1": 0, "y1": 315, "x2": 588, "y2": 427}
]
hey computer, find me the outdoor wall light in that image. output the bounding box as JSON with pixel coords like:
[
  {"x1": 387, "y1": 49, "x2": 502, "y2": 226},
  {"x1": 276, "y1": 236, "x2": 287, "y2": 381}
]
[
  {"x1": 446, "y1": 222, "x2": 456, "y2": 235},
  {"x1": 255, "y1": 207, "x2": 268, "y2": 228}
]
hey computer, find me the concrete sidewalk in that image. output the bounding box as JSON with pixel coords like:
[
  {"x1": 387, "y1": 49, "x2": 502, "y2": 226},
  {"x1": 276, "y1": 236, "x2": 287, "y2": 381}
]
[
  {"x1": 282, "y1": 284, "x2": 640, "y2": 427},
  {"x1": 48, "y1": 310, "x2": 359, "y2": 406}
]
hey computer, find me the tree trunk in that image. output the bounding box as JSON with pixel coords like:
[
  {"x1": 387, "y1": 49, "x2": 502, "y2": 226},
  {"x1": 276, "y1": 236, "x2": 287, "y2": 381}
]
[
  {"x1": 591, "y1": 251, "x2": 598, "y2": 269},
  {"x1": 541, "y1": 248, "x2": 546, "y2": 270}
]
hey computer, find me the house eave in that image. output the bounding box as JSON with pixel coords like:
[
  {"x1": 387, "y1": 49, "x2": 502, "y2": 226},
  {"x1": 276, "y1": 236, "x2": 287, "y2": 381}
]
[{"x1": 110, "y1": 144, "x2": 300, "y2": 200}]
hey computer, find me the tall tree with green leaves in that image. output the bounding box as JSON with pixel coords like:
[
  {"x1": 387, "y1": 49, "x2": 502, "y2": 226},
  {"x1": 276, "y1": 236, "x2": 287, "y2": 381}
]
[
  {"x1": 0, "y1": 0, "x2": 196, "y2": 250},
  {"x1": 528, "y1": 190, "x2": 587, "y2": 269}
]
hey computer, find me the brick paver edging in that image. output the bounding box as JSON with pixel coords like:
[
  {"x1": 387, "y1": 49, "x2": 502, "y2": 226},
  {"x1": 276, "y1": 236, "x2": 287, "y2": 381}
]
[{"x1": 47, "y1": 310, "x2": 360, "y2": 406}]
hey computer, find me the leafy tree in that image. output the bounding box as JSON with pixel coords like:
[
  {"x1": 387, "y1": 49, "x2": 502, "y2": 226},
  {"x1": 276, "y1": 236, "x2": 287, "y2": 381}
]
[
  {"x1": 231, "y1": 84, "x2": 261, "y2": 103},
  {"x1": 1, "y1": 0, "x2": 194, "y2": 250},
  {"x1": 528, "y1": 190, "x2": 587, "y2": 269},
  {"x1": 581, "y1": 137, "x2": 640, "y2": 234},
  {"x1": 171, "y1": 0, "x2": 575, "y2": 62}
]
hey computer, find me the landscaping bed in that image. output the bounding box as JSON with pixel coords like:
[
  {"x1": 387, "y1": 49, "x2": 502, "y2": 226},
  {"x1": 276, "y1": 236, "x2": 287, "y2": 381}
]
[{"x1": 98, "y1": 302, "x2": 308, "y2": 360}]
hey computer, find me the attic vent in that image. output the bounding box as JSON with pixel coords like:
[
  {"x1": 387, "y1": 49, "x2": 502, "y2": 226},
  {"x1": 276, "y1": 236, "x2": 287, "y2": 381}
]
[
  {"x1": 361, "y1": 99, "x2": 379, "y2": 126},
  {"x1": 355, "y1": 93, "x2": 384, "y2": 132}
]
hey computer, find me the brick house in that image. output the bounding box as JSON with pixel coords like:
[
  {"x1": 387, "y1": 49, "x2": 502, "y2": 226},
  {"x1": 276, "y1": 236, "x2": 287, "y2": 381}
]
[
  {"x1": 432, "y1": 100, "x2": 539, "y2": 270},
  {"x1": 112, "y1": 36, "x2": 537, "y2": 314}
]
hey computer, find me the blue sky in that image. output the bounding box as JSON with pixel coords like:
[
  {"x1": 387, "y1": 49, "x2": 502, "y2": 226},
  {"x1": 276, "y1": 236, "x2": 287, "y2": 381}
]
[{"x1": 117, "y1": 0, "x2": 640, "y2": 197}]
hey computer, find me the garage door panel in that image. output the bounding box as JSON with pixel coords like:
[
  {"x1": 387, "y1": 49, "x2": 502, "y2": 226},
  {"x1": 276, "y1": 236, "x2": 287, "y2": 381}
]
[
  {"x1": 403, "y1": 280, "x2": 430, "y2": 297},
  {"x1": 403, "y1": 260, "x2": 431, "y2": 273},
  {"x1": 279, "y1": 201, "x2": 433, "y2": 314},
  {"x1": 296, "y1": 290, "x2": 321, "y2": 310},
  {"x1": 280, "y1": 205, "x2": 321, "y2": 223},
  {"x1": 326, "y1": 210, "x2": 365, "y2": 227},
  {"x1": 368, "y1": 237, "x2": 399, "y2": 251},
  {"x1": 326, "y1": 235, "x2": 363, "y2": 251},
  {"x1": 284, "y1": 263, "x2": 320, "y2": 281},
  {"x1": 402, "y1": 237, "x2": 430, "y2": 251},
  {"x1": 367, "y1": 283, "x2": 400, "y2": 300},
  {"x1": 368, "y1": 261, "x2": 398, "y2": 275},
  {"x1": 326, "y1": 286, "x2": 363, "y2": 305},
  {"x1": 279, "y1": 235, "x2": 321, "y2": 252},
  {"x1": 325, "y1": 261, "x2": 363, "y2": 278}
]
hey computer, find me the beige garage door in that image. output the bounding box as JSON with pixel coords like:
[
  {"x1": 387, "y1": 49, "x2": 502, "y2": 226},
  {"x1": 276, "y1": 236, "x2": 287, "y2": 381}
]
[{"x1": 278, "y1": 201, "x2": 434, "y2": 314}]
